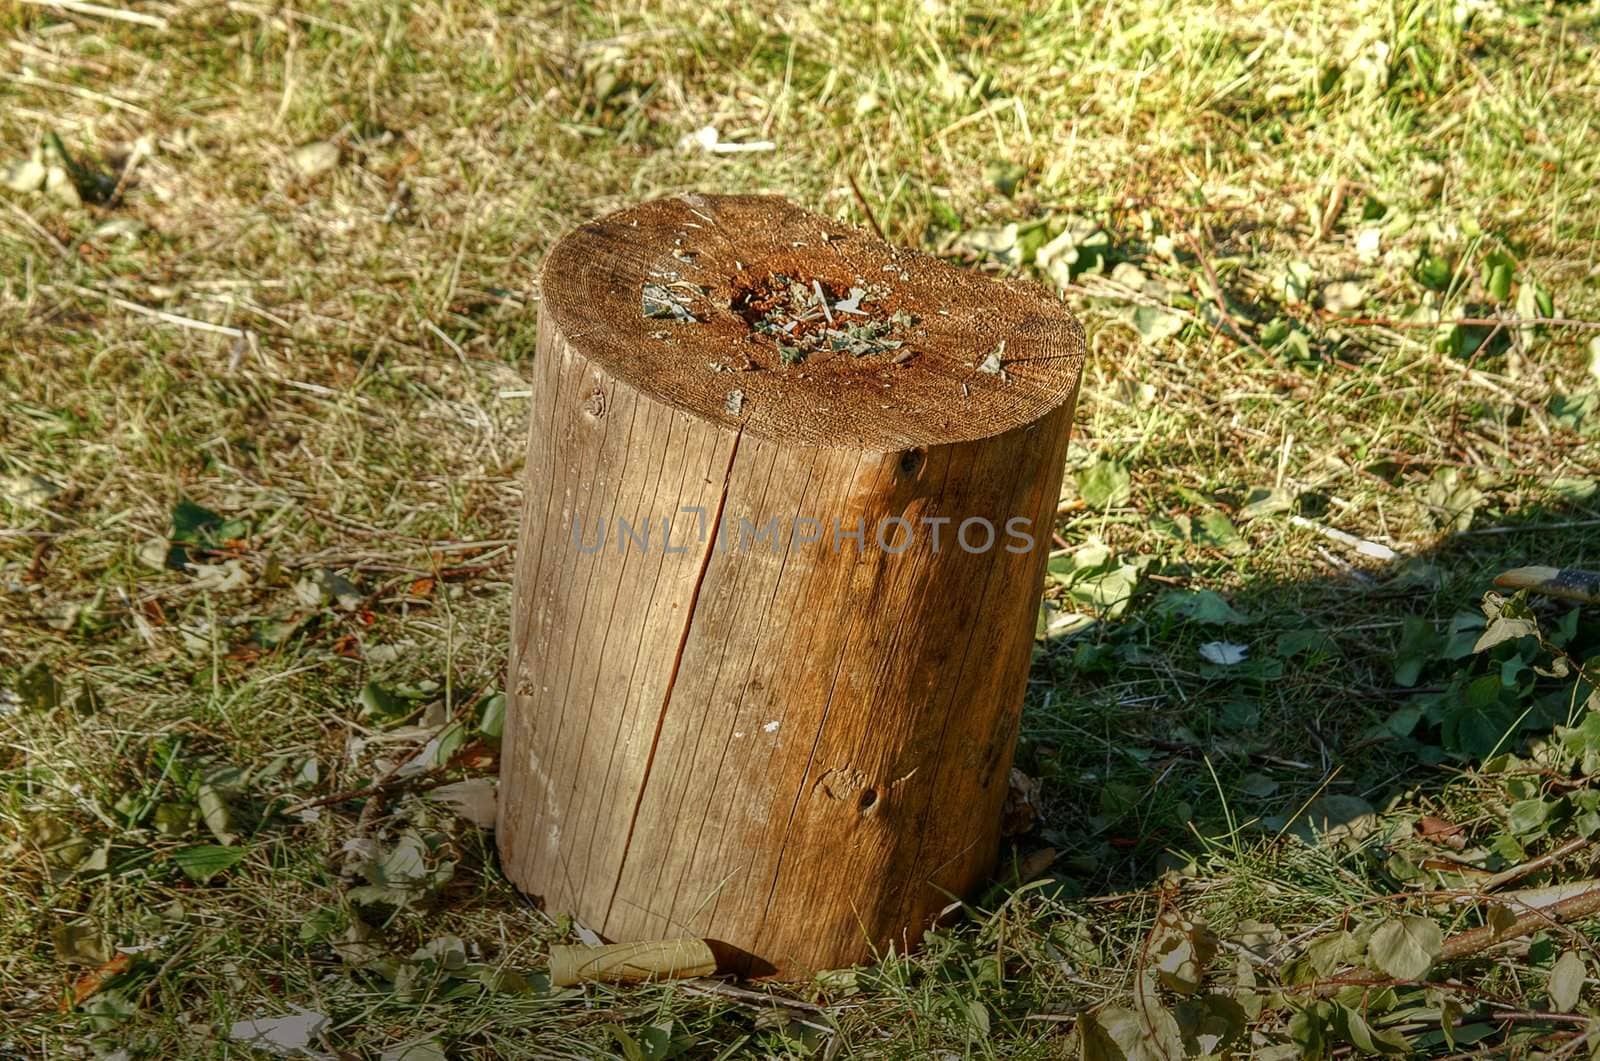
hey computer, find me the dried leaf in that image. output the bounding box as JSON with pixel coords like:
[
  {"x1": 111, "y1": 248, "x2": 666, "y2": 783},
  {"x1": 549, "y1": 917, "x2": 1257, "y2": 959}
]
[
  {"x1": 229, "y1": 1008, "x2": 332, "y2": 1059},
  {"x1": 425, "y1": 778, "x2": 497, "y2": 828},
  {"x1": 1148, "y1": 908, "x2": 1216, "y2": 996}
]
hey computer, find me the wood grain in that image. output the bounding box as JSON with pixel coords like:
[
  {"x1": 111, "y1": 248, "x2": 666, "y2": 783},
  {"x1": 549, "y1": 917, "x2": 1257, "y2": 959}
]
[{"x1": 498, "y1": 194, "x2": 1084, "y2": 978}]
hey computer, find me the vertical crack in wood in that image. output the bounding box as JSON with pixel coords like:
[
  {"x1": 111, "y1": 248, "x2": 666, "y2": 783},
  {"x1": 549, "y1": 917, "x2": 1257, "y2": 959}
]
[
  {"x1": 658, "y1": 444, "x2": 785, "y2": 926},
  {"x1": 604, "y1": 425, "x2": 744, "y2": 927},
  {"x1": 573, "y1": 414, "x2": 693, "y2": 903}
]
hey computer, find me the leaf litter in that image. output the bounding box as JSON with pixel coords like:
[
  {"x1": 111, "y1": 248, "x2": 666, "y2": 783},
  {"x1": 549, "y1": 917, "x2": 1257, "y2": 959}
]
[{"x1": 730, "y1": 272, "x2": 915, "y2": 365}]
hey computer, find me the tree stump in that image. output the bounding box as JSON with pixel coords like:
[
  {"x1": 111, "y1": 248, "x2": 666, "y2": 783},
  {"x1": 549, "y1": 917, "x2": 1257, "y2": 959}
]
[{"x1": 498, "y1": 194, "x2": 1085, "y2": 978}]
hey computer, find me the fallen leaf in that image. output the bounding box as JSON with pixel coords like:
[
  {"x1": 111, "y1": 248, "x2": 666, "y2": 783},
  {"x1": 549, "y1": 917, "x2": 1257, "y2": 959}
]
[
  {"x1": 229, "y1": 1008, "x2": 331, "y2": 1058},
  {"x1": 1551, "y1": 950, "x2": 1587, "y2": 1012},
  {"x1": 291, "y1": 141, "x2": 340, "y2": 180},
  {"x1": 61, "y1": 952, "x2": 131, "y2": 1012},
  {"x1": 1001, "y1": 768, "x2": 1041, "y2": 836},
  {"x1": 53, "y1": 922, "x2": 113, "y2": 967},
  {"x1": 1149, "y1": 908, "x2": 1217, "y2": 995},
  {"x1": 1416, "y1": 816, "x2": 1467, "y2": 850},
  {"x1": 1198, "y1": 641, "x2": 1248, "y2": 666},
  {"x1": 1076, "y1": 457, "x2": 1131, "y2": 508},
  {"x1": 1367, "y1": 916, "x2": 1442, "y2": 980},
  {"x1": 172, "y1": 843, "x2": 246, "y2": 883},
  {"x1": 425, "y1": 778, "x2": 497, "y2": 828},
  {"x1": 1016, "y1": 847, "x2": 1057, "y2": 880}
]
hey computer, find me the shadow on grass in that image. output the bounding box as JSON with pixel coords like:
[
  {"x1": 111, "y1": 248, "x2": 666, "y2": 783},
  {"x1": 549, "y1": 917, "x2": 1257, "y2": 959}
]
[{"x1": 1009, "y1": 494, "x2": 1600, "y2": 898}]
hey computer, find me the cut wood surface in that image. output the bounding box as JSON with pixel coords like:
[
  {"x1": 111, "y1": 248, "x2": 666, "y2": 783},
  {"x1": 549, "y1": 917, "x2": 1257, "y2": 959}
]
[
  {"x1": 548, "y1": 939, "x2": 718, "y2": 987},
  {"x1": 498, "y1": 194, "x2": 1085, "y2": 978}
]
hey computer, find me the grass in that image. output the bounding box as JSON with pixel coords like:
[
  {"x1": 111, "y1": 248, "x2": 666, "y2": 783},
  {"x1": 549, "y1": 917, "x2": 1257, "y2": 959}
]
[{"x1": 4, "y1": 0, "x2": 1600, "y2": 1055}]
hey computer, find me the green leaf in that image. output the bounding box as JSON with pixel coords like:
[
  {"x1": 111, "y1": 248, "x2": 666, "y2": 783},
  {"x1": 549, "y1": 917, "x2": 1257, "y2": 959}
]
[
  {"x1": 1416, "y1": 253, "x2": 1453, "y2": 292},
  {"x1": 1481, "y1": 250, "x2": 1515, "y2": 303},
  {"x1": 381, "y1": 1039, "x2": 447, "y2": 1061},
  {"x1": 359, "y1": 680, "x2": 414, "y2": 720},
  {"x1": 1442, "y1": 675, "x2": 1518, "y2": 758},
  {"x1": 477, "y1": 692, "x2": 506, "y2": 742},
  {"x1": 1393, "y1": 617, "x2": 1441, "y2": 688},
  {"x1": 1077, "y1": 458, "x2": 1132, "y2": 508},
  {"x1": 961, "y1": 998, "x2": 990, "y2": 1039},
  {"x1": 1549, "y1": 950, "x2": 1586, "y2": 1012},
  {"x1": 955, "y1": 223, "x2": 1021, "y2": 268},
  {"x1": 1367, "y1": 916, "x2": 1442, "y2": 980},
  {"x1": 1219, "y1": 699, "x2": 1260, "y2": 731},
  {"x1": 1157, "y1": 589, "x2": 1252, "y2": 626},
  {"x1": 1035, "y1": 219, "x2": 1110, "y2": 287},
  {"x1": 1550, "y1": 392, "x2": 1600, "y2": 434},
  {"x1": 1507, "y1": 798, "x2": 1553, "y2": 837},
  {"x1": 1515, "y1": 281, "x2": 1554, "y2": 321},
  {"x1": 1423, "y1": 468, "x2": 1486, "y2": 532},
  {"x1": 196, "y1": 783, "x2": 235, "y2": 845},
  {"x1": 298, "y1": 906, "x2": 341, "y2": 943},
  {"x1": 1288, "y1": 1003, "x2": 1331, "y2": 1060},
  {"x1": 1174, "y1": 994, "x2": 1247, "y2": 1054},
  {"x1": 170, "y1": 498, "x2": 246, "y2": 544},
  {"x1": 1082, "y1": 1004, "x2": 1185, "y2": 1061},
  {"x1": 1276, "y1": 630, "x2": 1336, "y2": 658},
  {"x1": 1046, "y1": 542, "x2": 1148, "y2": 619},
  {"x1": 172, "y1": 843, "x2": 247, "y2": 883},
  {"x1": 1287, "y1": 795, "x2": 1376, "y2": 845},
  {"x1": 1194, "y1": 510, "x2": 1244, "y2": 553},
  {"x1": 1240, "y1": 487, "x2": 1294, "y2": 520},
  {"x1": 1329, "y1": 1002, "x2": 1410, "y2": 1054},
  {"x1": 1131, "y1": 305, "x2": 1183, "y2": 345},
  {"x1": 1281, "y1": 260, "x2": 1314, "y2": 304}
]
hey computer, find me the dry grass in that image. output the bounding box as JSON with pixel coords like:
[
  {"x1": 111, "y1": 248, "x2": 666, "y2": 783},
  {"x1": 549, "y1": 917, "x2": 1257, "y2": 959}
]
[{"x1": 4, "y1": 0, "x2": 1600, "y2": 1056}]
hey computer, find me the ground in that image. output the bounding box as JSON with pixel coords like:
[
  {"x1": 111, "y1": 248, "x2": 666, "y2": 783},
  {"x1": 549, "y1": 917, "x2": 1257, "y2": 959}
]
[{"x1": 4, "y1": 0, "x2": 1600, "y2": 1057}]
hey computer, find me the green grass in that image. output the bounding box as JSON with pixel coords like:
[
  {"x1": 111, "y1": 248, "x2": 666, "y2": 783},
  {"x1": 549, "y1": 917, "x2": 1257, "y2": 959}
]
[{"x1": 5, "y1": 0, "x2": 1600, "y2": 1056}]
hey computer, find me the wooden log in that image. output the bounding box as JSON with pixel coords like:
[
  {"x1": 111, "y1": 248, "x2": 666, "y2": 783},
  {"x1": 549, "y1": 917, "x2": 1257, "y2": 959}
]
[{"x1": 498, "y1": 194, "x2": 1084, "y2": 979}]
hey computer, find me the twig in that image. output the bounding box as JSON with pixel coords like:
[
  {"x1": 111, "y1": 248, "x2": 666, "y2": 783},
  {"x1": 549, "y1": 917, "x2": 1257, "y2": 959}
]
[
  {"x1": 68, "y1": 284, "x2": 246, "y2": 338},
  {"x1": 1288, "y1": 514, "x2": 1399, "y2": 562},
  {"x1": 102, "y1": 136, "x2": 149, "y2": 210},
  {"x1": 1480, "y1": 836, "x2": 1593, "y2": 893},
  {"x1": 18, "y1": 0, "x2": 168, "y2": 28},
  {"x1": 4, "y1": 200, "x2": 69, "y2": 257},
  {"x1": 1440, "y1": 882, "x2": 1600, "y2": 961},
  {"x1": 1484, "y1": 1011, "x2": 1596, "y2": 1026},
  {"x1": 679, "y1": 979, "x2": 827, "y2": 1013},
  {"x1": 424, "y1": 320, "x2": 468, "y2": 364},
  {"x1": 1312, "y1": 177, "x2": 1351, "y2": 245},
  {"x1": 282, "y1": 766, "x2": 456, "y2": 814},
  {"x1": 2, "y1": 71, "x2": 150, "y2": 115},
  {"x1": 846, "y1": 172, "x2": 888, "y2": 244}
]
